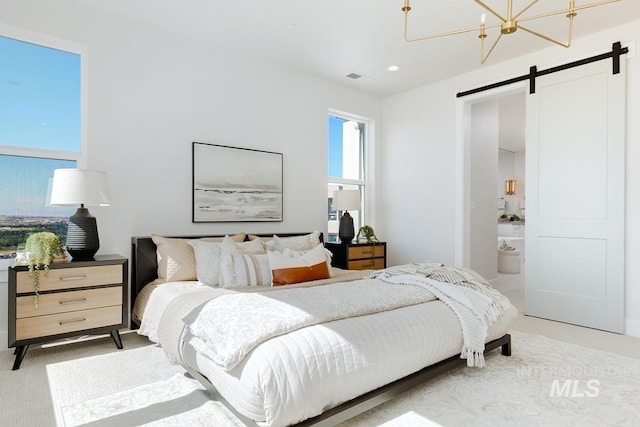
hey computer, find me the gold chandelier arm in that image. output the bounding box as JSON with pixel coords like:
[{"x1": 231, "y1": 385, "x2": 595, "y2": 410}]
[
  {"x1": 403, "y1": 8, "x2": 502, "y2": 42},
  {"x1": 517, "y1": 0, "x2": 620, "y2": 24},
  {"x1": 401, "y1": 0, "x2": 619, "y2": 64},
  {"x1": 474, "y1": 0, "x2": 506, "y2": 22},
  {"x1": 481, "y1": 32, "x2": 503, "y2": 64},
  {"x1": 512, "y1": 0, "x2": 540, "y2": 20},
  {"x1": 518, "y1": 21, "x2": 573, "y2": 48}
]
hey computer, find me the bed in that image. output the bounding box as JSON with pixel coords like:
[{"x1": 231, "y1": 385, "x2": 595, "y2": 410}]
[{"x1": 131, "y1": 232, "x2": 517, "y2": 427}]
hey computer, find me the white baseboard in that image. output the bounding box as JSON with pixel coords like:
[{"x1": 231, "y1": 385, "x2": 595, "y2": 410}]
[
  {"x1": 625, "y1": 317, "x2": 640, "y2": 338},
  {"x1": 0, "y1": 331, "x2": 8, "y2": 351}
]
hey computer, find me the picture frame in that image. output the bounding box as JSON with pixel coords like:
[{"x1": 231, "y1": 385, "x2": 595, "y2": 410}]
[{"x1": 192, "y1": 142, "x2": 283, "y2": 222}]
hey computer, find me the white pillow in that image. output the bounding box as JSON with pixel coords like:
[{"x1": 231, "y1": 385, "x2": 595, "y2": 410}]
[
  {"x1": 221, "y1": 235, "x2": 265, "y2": 254},
  {"x1": 268, "y1": 244, "x2": 331, "y2": 286},
  {"x1": 187, "y1": 239, "x2": 224, "y2": 286},
  {"x1": 267, "y1": 231, "x2": 321, "y2": 252}
]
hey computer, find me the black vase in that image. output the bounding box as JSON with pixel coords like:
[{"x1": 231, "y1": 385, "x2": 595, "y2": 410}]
[
  {"x1": 66, "y1": 206, "x2": 100, "y2": 260},
  {"x1": 338, "y1": 211, "x2": 355, "y2": 244}
]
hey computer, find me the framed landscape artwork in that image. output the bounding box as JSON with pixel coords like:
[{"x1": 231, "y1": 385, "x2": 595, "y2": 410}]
[{"x1": 192, "y1": 142, "x2": 283, "y2": 222}]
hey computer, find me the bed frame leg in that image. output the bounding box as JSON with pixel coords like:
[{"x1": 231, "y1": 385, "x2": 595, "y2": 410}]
[{"x1": 501, "y1": 333, "x2": 512, "y2": 356}]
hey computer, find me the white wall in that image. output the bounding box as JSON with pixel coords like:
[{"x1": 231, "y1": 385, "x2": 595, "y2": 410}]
[
  {"x1": 0, "y1": 0, "x2": 383, "y2": 349},
  {"x1": 470, "y1": 101, "x2": 499, "y2": 281},
  {"x1": 382, "y1": 21, "x2": 640, "y2": 337}
]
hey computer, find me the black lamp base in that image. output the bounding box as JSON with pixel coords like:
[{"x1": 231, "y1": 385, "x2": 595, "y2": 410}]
[
  {"x1": 66, "y1": 206, "x2": 100, "y2": 261},
  {"x1": 338, "y1": 211, "x2": 355, "y2": 244}
]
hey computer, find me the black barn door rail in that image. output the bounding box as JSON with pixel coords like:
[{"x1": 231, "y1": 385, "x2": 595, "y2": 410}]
[{"x1": 456, "y1": 41, "x2": 628, "y2": 98}]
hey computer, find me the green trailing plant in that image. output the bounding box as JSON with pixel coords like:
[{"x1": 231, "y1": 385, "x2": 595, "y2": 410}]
[
  {"x1": 356, "y1": 225, "x2": 379, "y2": 243},
  {"x1": 22, "y1": 232, "x2": 66, "y2": 307}
]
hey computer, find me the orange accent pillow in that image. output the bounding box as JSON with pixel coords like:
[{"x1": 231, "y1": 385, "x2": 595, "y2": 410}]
[
  {"x1": 271, "y1": 262, "x2": 330, "y2": 286},
  {"x1": 267, "y1": 244, "x2": 331, "y2": 286}
]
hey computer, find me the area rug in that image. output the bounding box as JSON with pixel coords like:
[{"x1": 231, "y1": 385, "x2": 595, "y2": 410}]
[{"x1": 47, "y1": 331, "x2": 640, "y2": 427}]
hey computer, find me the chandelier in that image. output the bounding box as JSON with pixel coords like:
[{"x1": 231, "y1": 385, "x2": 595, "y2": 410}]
[{"x1": 402, "y1": 0, "x2": 621, "y2": 64}]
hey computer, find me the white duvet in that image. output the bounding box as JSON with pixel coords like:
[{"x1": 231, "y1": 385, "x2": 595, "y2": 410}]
[
  {"x1": 186, "y1": 278, "x2": 437, "y2": 371},
  {"x1": 138, "y1": 274, "x2": 517, "y2": 426}
]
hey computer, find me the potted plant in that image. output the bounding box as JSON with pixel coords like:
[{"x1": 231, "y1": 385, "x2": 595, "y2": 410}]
[
  {"x1": 356, "y1": 225, "x2": 379, "y2": 243},
  {"x1": 20, "y1": 232, "x2": 66, "y2": 307}
]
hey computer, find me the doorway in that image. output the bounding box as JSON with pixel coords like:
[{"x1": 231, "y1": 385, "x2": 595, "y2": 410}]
[
  {"x1": 457, "y1": 89, "x2": 527, "y2": 310},
  {"x1": 456, "y1": 56, "x2": 626, "y2": 333}
]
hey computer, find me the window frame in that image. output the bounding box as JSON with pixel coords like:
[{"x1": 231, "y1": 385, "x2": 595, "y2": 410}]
[
  {"x1": 0, "y1": 25, "x2": 87, "y2": 271},
  {"x1": 327, "y1": 109, "x2": 373, "y2": 242}
]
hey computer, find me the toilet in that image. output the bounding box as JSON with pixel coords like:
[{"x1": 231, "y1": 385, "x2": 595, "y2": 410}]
[{"x1": 498, "y1": 248, "x2": 521, "y2": 274}]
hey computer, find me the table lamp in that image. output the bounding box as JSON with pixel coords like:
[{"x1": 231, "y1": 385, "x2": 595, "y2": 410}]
[
  {"x1": 333, "y1": 190, "x2": 360, "y2": 244},
  {"x1": 50, "y1": 169, "x2": 111, "y2": 260}
]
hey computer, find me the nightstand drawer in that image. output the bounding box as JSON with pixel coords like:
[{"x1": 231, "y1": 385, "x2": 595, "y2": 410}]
[
  {"x1": 16, "y1": 286, "x2": 122, "y2": 319},
  {"x1": 349, "y1": 245, "x2": 385, "y2": 259},
  {"x1": 16, "y1": 265, "x2": 123, "y2": 293},
  {"x1": 349, "y1": 258, "x2": 386, "y2": 270},
  {"x1": 325, "y1": 242, "x2": 386, "y2": 271},
  {"x1": 16, "y1": 305, "x2": 122, "y2": 340}
]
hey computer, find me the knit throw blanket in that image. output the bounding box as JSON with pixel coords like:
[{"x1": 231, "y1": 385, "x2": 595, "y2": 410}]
[{"x1": 371, "y1": 263, "x2": 512, "y2": 368}]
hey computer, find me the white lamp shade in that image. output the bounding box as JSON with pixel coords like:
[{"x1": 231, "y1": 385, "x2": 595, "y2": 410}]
[
  {"x1": 50, "y1": 169, "x2": 111, "y2": 206},
  {"x1": 333, "y1": 190, "x2": 360, "y2": 211}
]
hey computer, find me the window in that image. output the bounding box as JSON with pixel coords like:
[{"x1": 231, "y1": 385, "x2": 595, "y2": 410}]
[
  {"x1": 327, "y1": 113, "x2": 368, "y2": 243},
  {"x1": 0, "y1": 32, "x2": 83, "y2": 266}
]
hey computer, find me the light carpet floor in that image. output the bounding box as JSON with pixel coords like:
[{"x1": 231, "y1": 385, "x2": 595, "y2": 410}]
[{"x1": 43, "y1": 331, "x2": 640, "y2": 427}]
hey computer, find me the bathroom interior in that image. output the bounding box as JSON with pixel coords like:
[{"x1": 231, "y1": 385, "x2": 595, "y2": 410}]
[
  {"x1": 468, "y1": 91, "x2": 527, "y2": 310},
  {"x1": 496, "y1": 146, "x2": 525, "y2": 308},
  {"x1": 498, "y1": 148, "x2": 525, "y2": 270}
]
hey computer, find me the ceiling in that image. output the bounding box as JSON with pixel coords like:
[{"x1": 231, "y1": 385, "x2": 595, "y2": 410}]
[{"x1": 83, "y1": 0, "x2": 639, "y2": 97}]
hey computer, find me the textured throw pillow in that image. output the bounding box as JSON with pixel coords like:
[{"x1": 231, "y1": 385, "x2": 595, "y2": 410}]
[
  {"x1": 268, "y1": 243, "x2": 330, "y2": 286},
  {"x1": 227, "y1": 253, "x2": 272, "y2": 287},
  {"x1": 152, "y1": 234, "x2": 245, "y2": 284},
  {"x1": 152, "y1": 235, "x2": 199, "y2": 283},
  {"x1": 219, "y1": 236, "x2": 266, "y2": 287}
]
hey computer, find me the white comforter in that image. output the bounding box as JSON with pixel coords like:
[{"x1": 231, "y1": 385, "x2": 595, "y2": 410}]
[
  {"x1": 186, "y1": 278, "x2": 436, "y2": 371},
  {"x1": 139, "y1": 272, "x2": 517, "y2": 426}
]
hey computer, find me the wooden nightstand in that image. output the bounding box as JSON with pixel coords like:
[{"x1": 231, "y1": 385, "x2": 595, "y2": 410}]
[
  {"x1": 8, "y1": 255, "x2": 128, "y2": 370},
  {"x1": 325, "y1": 242, "x2": 387, "y2": 270}
]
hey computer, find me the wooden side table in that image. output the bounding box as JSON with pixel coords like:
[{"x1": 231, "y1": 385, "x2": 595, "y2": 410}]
[
  {"x1": 325, "y1": 242, "x2": 387, "y2": 270},
  {"x1": 8, "y1": 254, "x2": 128, "y2": 370}
]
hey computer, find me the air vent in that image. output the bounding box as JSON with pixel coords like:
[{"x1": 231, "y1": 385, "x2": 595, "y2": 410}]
[{"x1": 345, "y1": 73, "x2": 362, "y2": 80}]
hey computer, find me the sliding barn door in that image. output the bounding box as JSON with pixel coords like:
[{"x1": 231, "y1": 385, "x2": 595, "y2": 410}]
[{"x1": 525, "y1": 58, "x2": 626, "y2": 333}]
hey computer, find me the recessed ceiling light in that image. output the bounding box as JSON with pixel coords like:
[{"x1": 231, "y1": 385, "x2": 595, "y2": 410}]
[
  {"x1": 285, "y1": 24, "x2": 297, "y2": 30},
  {"x1": 388, "y1": 65, "x2": 399, "y2": 72}
]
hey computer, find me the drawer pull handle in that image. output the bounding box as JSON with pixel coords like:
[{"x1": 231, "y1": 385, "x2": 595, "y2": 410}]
[
  {"x1": 59, "y1": 298, "x2": 87, "y2": 305},
  {"x1": 361, "y1": 250, "x2": 374, "y2": 255},
  {"x1": 59, "y1": 275, "x2": 88, "y2": 281},
  {"x1": 59, "y1": 318, "x2": 86, "y2": 325}
]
